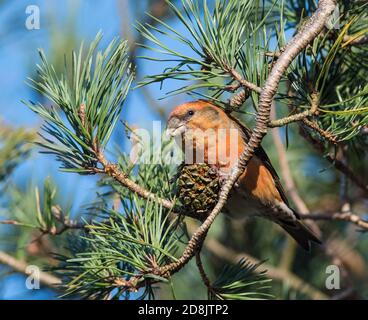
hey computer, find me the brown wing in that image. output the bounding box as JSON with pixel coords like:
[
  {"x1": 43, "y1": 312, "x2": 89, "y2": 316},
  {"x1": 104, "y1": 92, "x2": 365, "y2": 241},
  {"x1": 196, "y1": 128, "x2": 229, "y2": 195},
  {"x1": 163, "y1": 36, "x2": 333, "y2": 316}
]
[
  {"x1": 227, "y1": 113, "x2": 322, "y2": 250},
  {"x1": 227, "y1": 113, "x2": 291, "y2": 208}
]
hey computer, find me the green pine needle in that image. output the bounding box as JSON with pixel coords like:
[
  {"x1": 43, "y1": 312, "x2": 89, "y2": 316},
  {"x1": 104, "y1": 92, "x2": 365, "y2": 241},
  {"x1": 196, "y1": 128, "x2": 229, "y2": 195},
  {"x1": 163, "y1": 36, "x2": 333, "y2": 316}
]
[
  {"x1": 23, "y1": 32, "x2": 134, "y2": 173},
  {"x1": 210, "y1": 259, "x2": 273, "y2": 300}
]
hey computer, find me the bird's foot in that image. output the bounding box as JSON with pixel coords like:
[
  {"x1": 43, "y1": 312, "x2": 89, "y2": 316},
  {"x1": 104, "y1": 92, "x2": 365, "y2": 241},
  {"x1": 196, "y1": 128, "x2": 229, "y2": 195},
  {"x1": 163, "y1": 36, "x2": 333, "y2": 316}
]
[{"x1": 209, "y1": 165, "x2": 231, "y2": 186}]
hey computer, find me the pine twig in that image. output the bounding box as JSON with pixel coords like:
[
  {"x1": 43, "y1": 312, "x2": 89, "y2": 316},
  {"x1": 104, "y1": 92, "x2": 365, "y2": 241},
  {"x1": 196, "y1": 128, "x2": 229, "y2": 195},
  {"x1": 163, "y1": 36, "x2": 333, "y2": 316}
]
[
  {"x1": 299, "y1": 126, "x2": 368, "y2": 194},
  {"x1": 229, "y1": 89, "x2": 250, "y2": 108},
  {"x1": 222, "y1": 65, "x2": 262, "y2": 108},
  {"x1": 48, "y1": 205, "x2": 87, "y2": 235},
  {"x1": 270, "y1": 105, "x2": 317, "y2": 220},
  {"x1": 195, "y1": 252, "x2": 218, "y2": 297},
  {"x1": 301, "y1": 118, "x2": 338, "y2": 144},
  {"x1": 192, "y1": 229, "x2": 218, "y2": 296},
  {"x1": 203, "y1": 235, "x2": 328, "y2": 300},
  {"x1": 78, "y1": 103, "x2": 86, "y2": 127},
  {"x1": 343, "y1": 34, "x2": 368, "y2": 46},
  {"x1": 270, "y1": 105, "x2": 357, "y2": 282},
  {"x1": 268, "y1": 91, "x2": 319, "y2": 127},
  {"x1": 226, "y1": 67, "x2": 262, "y2": 94},
  {"x1": 0, "y1": 205, "x2": 86, "y2": 236},
  {"x1": 225, "y1": 66, "x2": 261, "y2": 108},
  {"x1": 264, "y1": 50, "x2": 282, "y2": 58},
  {"x1": 113, "y1": 275, "x2": 148, "y2": 293},
  {"x1": 93, "y1": 148, "x2": 206, "y2": 221},
  {"x1": 94, "y1": 149, "x2": 174, "y2": 211},
  {"x1": 271, "y1": 114, "x2": 367, "y2": 275},
  {"x1": 0, "y1": 250, "x2": 61, "y2": 288},
  {"x1": 301, "y1": 211, "x2": 368, "y2": 230}
]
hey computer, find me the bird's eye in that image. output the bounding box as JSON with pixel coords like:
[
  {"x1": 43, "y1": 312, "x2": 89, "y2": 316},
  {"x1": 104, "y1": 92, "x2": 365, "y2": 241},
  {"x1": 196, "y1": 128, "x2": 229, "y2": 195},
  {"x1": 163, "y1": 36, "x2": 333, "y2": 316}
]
[{"x1": 187, "y1": 110, "x2": 194, "y2": 116}]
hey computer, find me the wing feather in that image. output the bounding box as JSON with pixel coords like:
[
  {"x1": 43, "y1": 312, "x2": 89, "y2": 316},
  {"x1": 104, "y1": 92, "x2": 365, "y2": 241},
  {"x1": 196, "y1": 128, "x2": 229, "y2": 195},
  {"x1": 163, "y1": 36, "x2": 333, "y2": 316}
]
[{"x1": 227, "y1": 113, "x2": 291, "y2": 208}]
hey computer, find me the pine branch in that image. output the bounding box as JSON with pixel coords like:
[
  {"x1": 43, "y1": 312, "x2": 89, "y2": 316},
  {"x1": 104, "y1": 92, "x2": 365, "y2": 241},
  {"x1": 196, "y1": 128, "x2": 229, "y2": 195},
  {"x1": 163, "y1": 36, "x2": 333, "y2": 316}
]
[
  {"x1": 193, "y1": 231, "x2": 272, "y2": 300},
  {"x1": 269, "y1": 91, "x2": 339, "y2": 144},
  {"x1": 226, "y1": 67, "x2": 262, "y2": 94},
  {"x1": 270, "y1": 105, "x2": 312, "y2": 215},
  {"x1": 203, "y1": 236, "x2": 327, "y2": 300},
  {"x1": 299, "y1": 125, "x2": 368, "y2": 194},
  {"x1": 343, "y1": 33, "x2": 368, "y2": 46},
  {"x1": 48, "y1": 206, "x2": 87, "y2": 235},
  {"x1": 268, "y1": 91, "x2": 319, "y2": 127},
  {"x1": 55, "y1": 196, "x2": 179, "y2": 299},
  {"x1": 270, "y1": 104, "x2": 361, "y2": 283},
  {"x1": 0, "y1": 205, "x2": 86, "y2": 236},
  {"x1": 226, "y1": 67, "x2": 261, "y2": 108},
  {"x1": 301, "y1": 118, "x2": 338, "y2": 144},
  {"x1": 92, "y1": 148, "x2": 204, "y2": 221},
  {"x1": 0, "y1": 250, "x2": 61, "y2": 288},
  {"x1": 284, "y1": 10, "x2": 368, "y2": 144},
  {"x1": 24, "y1": 33, "x2": 133, "y2": 173},
  {"x1": 195, "y1": 251, "x2": 217, "y2": 297},
  {"x1": 93, "y1": 149, "x2": 174, "y2": 212},
  {"x1": 301, "y1": 211, "x2": 368, "y2": 231},
  {"x1": 137, "y1": 0, "x2": 272, "y2": 102},
  {"x1": 0, "y1": 177, "x2": 87, "y2": 237}
]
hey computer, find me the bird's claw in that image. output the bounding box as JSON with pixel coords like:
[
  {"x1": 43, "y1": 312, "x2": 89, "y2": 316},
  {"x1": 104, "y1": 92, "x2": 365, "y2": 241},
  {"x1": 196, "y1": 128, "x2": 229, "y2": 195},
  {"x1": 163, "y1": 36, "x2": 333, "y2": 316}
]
[{"x1": 209, "y1": 165, "x2": 230, "y2": 186}]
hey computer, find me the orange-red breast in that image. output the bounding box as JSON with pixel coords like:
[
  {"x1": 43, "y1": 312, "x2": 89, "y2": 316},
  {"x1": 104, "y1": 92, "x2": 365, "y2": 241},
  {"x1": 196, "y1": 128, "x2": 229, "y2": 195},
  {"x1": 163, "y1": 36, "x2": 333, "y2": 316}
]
[{"x1": 167, "y1": 100, "x2": 321, "y2": 250}]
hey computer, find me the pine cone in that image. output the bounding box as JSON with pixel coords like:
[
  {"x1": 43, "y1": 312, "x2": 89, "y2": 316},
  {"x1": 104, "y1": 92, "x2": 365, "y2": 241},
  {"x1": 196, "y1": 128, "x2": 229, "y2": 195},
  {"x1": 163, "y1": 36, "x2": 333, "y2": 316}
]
[{"x1": 176, "y1": 163, "x2": 220, "y2": 218}]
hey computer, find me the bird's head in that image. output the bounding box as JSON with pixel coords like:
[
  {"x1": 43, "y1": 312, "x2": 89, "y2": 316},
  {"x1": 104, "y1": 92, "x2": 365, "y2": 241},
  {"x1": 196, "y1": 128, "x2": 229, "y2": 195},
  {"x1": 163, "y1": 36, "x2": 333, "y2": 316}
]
[
  {"x1": 167, "y1": 100, "x2": 245, "y2": 168},
  {"x1": 166, "y1": 100, "x2": 224, "y2": 137}
]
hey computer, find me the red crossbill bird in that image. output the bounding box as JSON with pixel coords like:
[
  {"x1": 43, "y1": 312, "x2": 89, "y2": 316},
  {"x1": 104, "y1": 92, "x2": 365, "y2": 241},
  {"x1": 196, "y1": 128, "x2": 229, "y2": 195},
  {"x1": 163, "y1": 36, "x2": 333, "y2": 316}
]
[{"x1": 167, "y1": 100, "x2": 321, "y2": 251}]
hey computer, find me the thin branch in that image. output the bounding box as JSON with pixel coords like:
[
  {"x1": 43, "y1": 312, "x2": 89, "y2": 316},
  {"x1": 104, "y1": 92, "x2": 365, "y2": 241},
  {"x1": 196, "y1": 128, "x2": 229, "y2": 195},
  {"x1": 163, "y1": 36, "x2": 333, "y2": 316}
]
[
  {"x1": 192, "y1": 229, "x2": 218, "y2": 296},
  {"x1": 0, "y1": 220, "x2": 24, "y2": 226},
  {"x1": 343, "y1": 33, "x2": 368, "y2": 46},
  {"x1": 301, "y1": 118, "x2": 338, "y2": 144},
  {"x1": 113, "y1": 275, "x2": 150, "y2": 293},
  {"x1": 299, "y1": 125, "x2": 368, "y2": 194},
  {"x1": 227, "y1": 67, "x2": 262, "y2": 94},
  {"x1": 271, "y1": 113, "x2": 367, "y2": 281},
  {"x1": 78, "y1": 104, "x2": 86, "y2": 127},
  {"x1": 301, "y1": 211, "x2": 368, "y2": 230},
  {"x1": 225, "y1": 67, "x2": 261, "y2": 107},
  {"x1": 265, "y1": 50, "x2": 282, "y2": 58},
  {"x1": 0, "y1": 250, "x2": 61, "y2": 288},
  {"x1": 195, "y1": 252, "x2": 217, "y2": 297},
  {"x1": 268, "y1": 91, "x2": 320, "y2": 128},
  {"x1": 222, "y1": 66, "x2": 262, "y2": 108},
  {"x1": 93, "y1": 148, "x2": 204, "y2": 221},
  {"x1": 268, "y1": 109, "x2": 316, "y2": 127},
  {"x1": 204, "y1": 236, "x2": 328, "y2": 300},
  {"x1": 49, "y1": 205, "x2": 87, "y2": 235},
  {"x1": 270, "y1": 104, "x2": 357, "y2": 281},
  {"x1": 0, "y1": 205, "x2": 86, "y2": 236},
  {"x1": 94, "y1": 150, "x2": 174, "y2": 210},
  {"x1": 229, "y1": 89, "x2": 250, "y2": 108},
  {"x1": 183, "y1": 221, "x2": 326, "y2": 299},
  {"x1": 271, "y1": 105, "x2": 310, "y2": 215}
]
